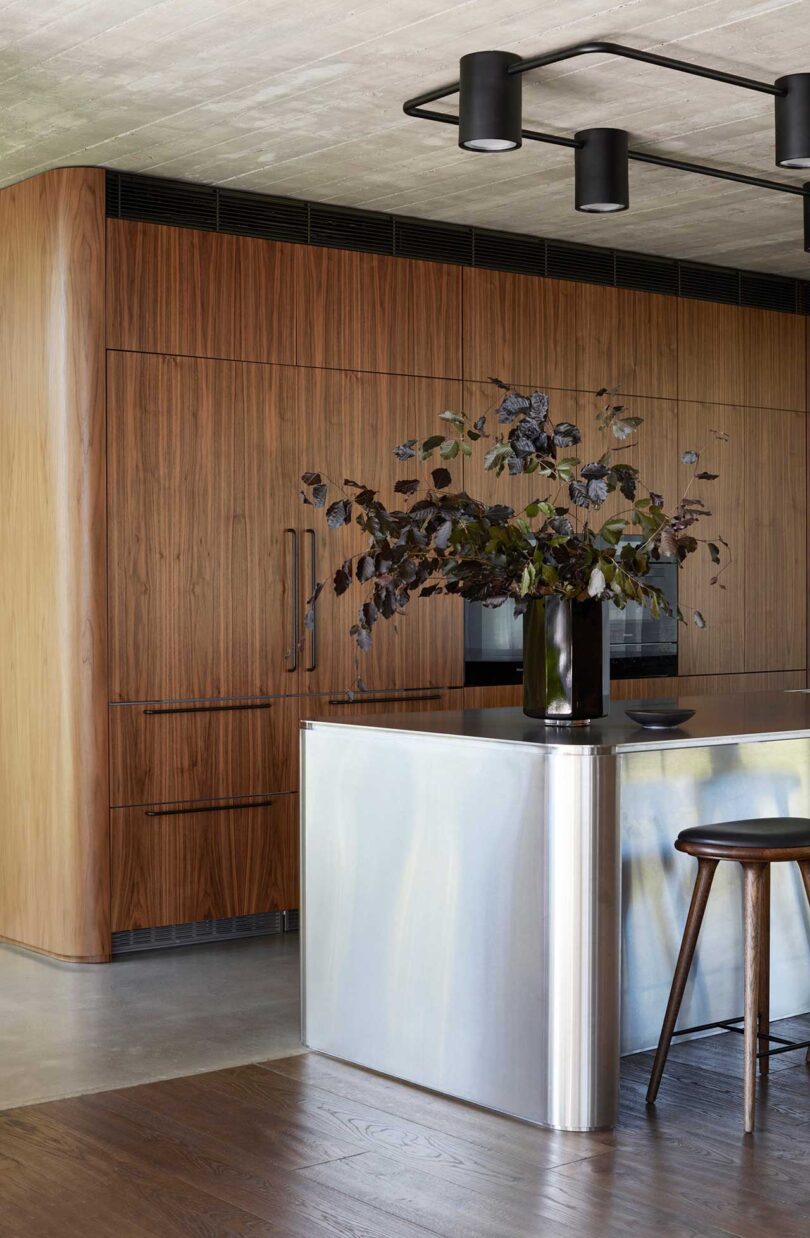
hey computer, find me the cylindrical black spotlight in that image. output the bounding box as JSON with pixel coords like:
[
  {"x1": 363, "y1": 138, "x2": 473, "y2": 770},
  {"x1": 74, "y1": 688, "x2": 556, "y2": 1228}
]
[
  {"x1": 775, "y1": 74, "x2": 810, "y2": 167},
  {"x1": 575, "y1": 128, "x2": 629, "y2": 212},
  {"x1": 459, "y1": 51, "x2": 522, "y2": 152},
  {"x1": 804, "y1": 184, "x2": 810, "y2": 252}
]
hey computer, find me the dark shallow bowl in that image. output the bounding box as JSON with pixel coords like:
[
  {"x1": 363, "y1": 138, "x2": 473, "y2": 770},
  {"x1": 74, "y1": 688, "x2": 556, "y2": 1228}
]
[{"x1": 625, "y1": 707, "x2": 695, "y2": 730}]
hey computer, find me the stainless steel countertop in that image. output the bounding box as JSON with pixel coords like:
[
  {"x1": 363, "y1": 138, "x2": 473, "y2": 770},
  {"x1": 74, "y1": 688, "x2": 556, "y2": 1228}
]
[{"x1": 301, "y1": 690, "x2": 810, "y2": 755}]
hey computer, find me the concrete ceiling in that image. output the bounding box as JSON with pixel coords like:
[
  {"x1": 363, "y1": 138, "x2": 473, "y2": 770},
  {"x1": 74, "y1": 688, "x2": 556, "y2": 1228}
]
[{"x1": 3, "y1": 1, "x2": 810, "y2": 276}]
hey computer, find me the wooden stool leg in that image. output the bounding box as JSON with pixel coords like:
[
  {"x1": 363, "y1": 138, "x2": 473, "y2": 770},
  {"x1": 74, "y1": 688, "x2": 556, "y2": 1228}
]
[
  {"x1": 646, "y1": 857, "x2": 718, "y2": 1105},
  {"x1": 759, "y1": 865, "x2": 770, "y2": 1077},
  {"x1": 797, "y1": 860, "x2": 810, "y2": 1065},
  {"x1": 742, "y1": 863, "x2": 765, "y2": 1133}
]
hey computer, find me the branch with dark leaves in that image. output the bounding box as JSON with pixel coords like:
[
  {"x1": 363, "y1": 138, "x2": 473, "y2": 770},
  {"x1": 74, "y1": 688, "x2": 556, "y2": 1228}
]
[{"x1": 300, "y1": 381, "x2": 727, "y2": 648}]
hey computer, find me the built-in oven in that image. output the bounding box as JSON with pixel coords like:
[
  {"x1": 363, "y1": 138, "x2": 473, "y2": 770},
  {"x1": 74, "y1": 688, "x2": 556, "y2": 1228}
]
[{"x1": 464, "y1": 536, "x2": 678, "y2": 686}]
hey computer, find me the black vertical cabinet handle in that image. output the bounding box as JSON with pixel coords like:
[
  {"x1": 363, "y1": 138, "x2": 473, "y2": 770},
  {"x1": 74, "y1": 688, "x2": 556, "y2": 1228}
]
[
  {"x1": 306, "y1": 529, "x2": 317, "y2": 672},
  {"x1": 286, "y1": 528, "x2": 298, "y2": 672}
]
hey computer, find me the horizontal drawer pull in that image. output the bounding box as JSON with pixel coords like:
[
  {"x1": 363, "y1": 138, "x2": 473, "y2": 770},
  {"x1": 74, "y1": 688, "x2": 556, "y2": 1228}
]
[
  {"x1": 144, "y1": 799, "x2": 277, "y2": 818},
  {"x1": 142, "y1": 702, "x2": 274, "y2": 716},
  {"x1": 326, "y1": 692, "x2": 443, "y2": 706}
]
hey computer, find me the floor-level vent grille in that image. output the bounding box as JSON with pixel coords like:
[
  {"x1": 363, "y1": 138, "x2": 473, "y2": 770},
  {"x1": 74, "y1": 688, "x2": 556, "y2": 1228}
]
[{"x1": 111, "y1": 910, "x2": 298, "y2": 955}]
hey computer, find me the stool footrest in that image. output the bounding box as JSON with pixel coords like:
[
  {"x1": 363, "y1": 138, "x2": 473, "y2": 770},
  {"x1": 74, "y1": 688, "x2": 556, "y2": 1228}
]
[{"x1": 672, "y1": 1016, "x2": 810, "y2": 1059}]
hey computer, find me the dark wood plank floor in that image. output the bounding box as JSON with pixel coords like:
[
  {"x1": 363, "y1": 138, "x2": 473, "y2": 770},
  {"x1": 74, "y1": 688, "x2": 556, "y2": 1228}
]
[{"x1": 2, "y1": 1018, "x2": 810, "y2": 1237}]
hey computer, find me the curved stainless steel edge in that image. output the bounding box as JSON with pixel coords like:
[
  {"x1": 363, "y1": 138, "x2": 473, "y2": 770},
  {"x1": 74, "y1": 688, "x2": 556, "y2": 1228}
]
[{"x1": 301, "y1": 725, "x2": 620, "y2": 1131}]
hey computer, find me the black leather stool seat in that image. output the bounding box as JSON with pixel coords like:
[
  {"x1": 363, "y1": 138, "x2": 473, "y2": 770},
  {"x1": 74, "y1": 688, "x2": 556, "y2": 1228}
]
[{"x1": 678, "y1": 817, "x2": 810, "y2": 849}]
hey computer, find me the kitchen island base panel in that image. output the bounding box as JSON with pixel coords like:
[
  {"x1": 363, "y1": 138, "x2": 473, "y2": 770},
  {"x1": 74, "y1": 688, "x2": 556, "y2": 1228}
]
[
  {"x1": 302, "y1": 697, "x2": 810, "y2": 1132},
  {"x1": 302, "y1": 725, "x2": 620, "y2": 1132}
]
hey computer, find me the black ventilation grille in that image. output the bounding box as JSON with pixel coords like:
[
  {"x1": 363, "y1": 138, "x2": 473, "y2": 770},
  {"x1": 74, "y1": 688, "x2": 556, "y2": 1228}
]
[
  {"x1": 739, "y1": 272, "x2": 797, "y2": 314},
  {"x1": 116, "y1": 172, "x2": 218, "y2": 231},
  {"x1": 616, "y1": 252, "x2": 678, "y2": 296},
  {"x1": 473, "y1": 229, "x2": 546, "y2": 276},
  {"x1": 105, "y1": 171, "x2": 808, "y2": 314},
  {"x1": 679, "y1": 263, "x2": 739, "y2": 305},
  {"x1": 395, "y1": 217, "x2": 473, "y2": 265},
  {"x1": 111, "y1": 909, "x2": 298, "y2": 954},
  {"x1": 218, "y1": 189, "x2": 308, "y2": 243},
  {"x1": 547, "y1": 241, "x2": 614, "y2": 285},
  {"x1": 310, "y1": 205, "x2": 394, "y2": 254}
]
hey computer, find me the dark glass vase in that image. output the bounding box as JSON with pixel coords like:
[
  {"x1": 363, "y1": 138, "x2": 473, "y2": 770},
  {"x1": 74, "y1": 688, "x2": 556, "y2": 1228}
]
[{"x1": 522, "y1": 597, "x2": 607, "y2": 723}]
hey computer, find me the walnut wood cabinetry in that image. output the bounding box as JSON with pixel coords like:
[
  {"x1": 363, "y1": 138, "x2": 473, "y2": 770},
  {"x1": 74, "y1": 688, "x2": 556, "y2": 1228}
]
[
  {"x1": 106, "y1": 220, "x2": 298, "y2": 365},
  {"x1": 298, "y1": 368, "x2": 464, "y2": 695},
  {"x1": 576, "y1": 285, "x2": 677, "y2": 399},
  {"x1": 678, "y1": 300, "x2": 805, "y2": 411},
  {"x1": 677, "y1": 403, "x2": 806, "y2": 676},
  {"x1": 109, "y1": 697, "x2": 300, "y2": 807},
  {"x1": 463, "y1": 268, "x2": 577, "y2": 388},
  {"x1": 3, "y1": 169, "x2": 809, "y2": 960},
  {"x1": 296, "y1": 246, "x2": 462, "y2": 378},
  {"x1": 111, "y1": 794, "x2": 298, "y2": 931},
  {"x1": 107, "y1": 352, "x2": 302, "y2": 702}
]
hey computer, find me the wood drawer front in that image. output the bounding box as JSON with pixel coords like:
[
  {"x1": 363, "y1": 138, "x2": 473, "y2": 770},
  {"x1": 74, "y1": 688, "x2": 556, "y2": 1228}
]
[
  {"x1": 111, "y1": 794, "x2": 298, "y2": 931},
  {"x1": 109, "y1": 697, "x2": 299, "y2": 808},
  {"x1": 301, "y1": 688, "x2": 462, "y2": 721}
]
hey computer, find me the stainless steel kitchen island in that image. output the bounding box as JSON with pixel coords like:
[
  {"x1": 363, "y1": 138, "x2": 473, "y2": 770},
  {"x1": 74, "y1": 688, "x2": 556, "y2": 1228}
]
[{"x1": 300, "y1": 691, "x2": 810, "y2": 1131}]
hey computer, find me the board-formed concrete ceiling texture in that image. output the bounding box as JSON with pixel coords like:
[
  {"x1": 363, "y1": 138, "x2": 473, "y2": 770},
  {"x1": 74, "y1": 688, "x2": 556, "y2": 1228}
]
[{"x1": 2, "y1": 0, "x2": 810, "y2": 276}]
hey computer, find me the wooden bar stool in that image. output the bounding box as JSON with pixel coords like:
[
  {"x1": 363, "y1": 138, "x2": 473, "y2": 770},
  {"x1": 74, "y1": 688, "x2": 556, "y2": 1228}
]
[{"x1": 646, "y1": 818, "x2": 810, "y2": 1133}]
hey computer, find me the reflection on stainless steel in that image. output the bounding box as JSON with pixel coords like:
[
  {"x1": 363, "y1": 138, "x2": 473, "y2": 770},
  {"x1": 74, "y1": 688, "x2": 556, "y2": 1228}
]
[
  {"x1": 302, "y1": 727, "x2": 620, "y2": 1131},
  {"x1": 619, "y1": 738, "x2": 810, "y2": 1052},
  {"x1": 301, "y1": 692, "x2": 810, "y2": 1132}
]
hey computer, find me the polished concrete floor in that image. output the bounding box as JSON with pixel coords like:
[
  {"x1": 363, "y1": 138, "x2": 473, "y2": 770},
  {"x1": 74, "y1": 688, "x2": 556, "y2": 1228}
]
[{"x1": 0, "y1": 932, "x2": 303, "y2": 1111}]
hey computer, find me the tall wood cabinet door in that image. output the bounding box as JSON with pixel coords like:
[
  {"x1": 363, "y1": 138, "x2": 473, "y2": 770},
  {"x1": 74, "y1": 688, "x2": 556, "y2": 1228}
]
[
  {"x1": 298, "y1": 369, "x2": 464, "y2": 694},
  {"x1": 744, "y1": 408, "x2": 806, "y2": 672},
  {"x1": 462, "y1": 268, "x2": 577, "y2": 389},
  {"x1": 108, "y1": 352, "x2": 301, "y2": 702},
  {"x1": 576, "y1": 285, "x2": 677, "y2": 399},
  {"x1": 575, "y1": 394, "x2": 679, "y2": 526},
  {"x1": 677, "y1": 403, "x2": 746, "y2": 676},
  {"x1": 296, "y1": 247, "x2": 462, "y2": 378}
]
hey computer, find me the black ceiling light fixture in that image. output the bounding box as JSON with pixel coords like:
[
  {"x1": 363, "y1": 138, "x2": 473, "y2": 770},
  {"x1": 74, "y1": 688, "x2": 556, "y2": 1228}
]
[
  {"x1": 459, "y1": 50, "x2": 523, "y2": 151},
  {"x1": 775, "y1": 74, "x2": 810, "y2": 167},
  {"x1": 404, "y1": 40, "x2": 810, "y2": 252},
  {"x1": 575, "y1": 128, "x2": 629, "y2": 212}
]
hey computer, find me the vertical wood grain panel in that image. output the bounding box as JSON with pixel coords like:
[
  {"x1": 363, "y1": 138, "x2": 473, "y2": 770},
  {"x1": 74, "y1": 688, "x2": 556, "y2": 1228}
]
[
  {"x1": 109, "y1": 697, "x2": 300, "y2": 808},
  {"x1": 742, "y1": 308, "x2": 805, "y2": 411},
  {"x1": 298, "y1": 369, "x2": 464, "y2": 694},
  {"x1": 677, "y1": 403, "x2": 745, "y2": 676},
  {"x1": 744, "y1": 407, "x2": 806, "y2": 671},
  {"x1": 0, "y1": 168, "x2": 109, "y2": 961},
  {"x1": 462, "y1": 268, "x2": 577, "y2": 388},
  {"x1": 678, "y1": 671, "x2": 805, "y2": 695},
  {"x1": 678, "y1": 300, "x2": 804, "y2": 410},
  {"x1": 576, "y1": 285, "x2": 677, "y2": 399},
  {"x1": 575, "y1": 393, "x2": 679, "y2": 525},
  {"x1": 107, "y1": 353, "x2": 301, "y2": 702},
  {"x1": 296, "y1": 247, "x2": 461, "y2": 378},
  {"x1": 106, "y1": 220, "x2": 298, "y2": 365},
  {"x1": 111, "y1": 795, "x2": 298, "y2": 931}
]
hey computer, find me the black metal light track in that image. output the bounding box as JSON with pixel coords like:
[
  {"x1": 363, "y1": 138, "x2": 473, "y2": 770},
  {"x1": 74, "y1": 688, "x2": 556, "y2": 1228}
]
[{"x1": 403, "y1": 40, "x2": 810, "y2": 247}]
